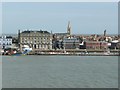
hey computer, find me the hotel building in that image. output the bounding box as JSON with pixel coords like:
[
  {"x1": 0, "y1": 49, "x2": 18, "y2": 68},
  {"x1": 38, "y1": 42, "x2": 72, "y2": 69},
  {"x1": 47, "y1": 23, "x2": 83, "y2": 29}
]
[{"x1": 19, "y1": 30, "x2": 52, "y2": 50}]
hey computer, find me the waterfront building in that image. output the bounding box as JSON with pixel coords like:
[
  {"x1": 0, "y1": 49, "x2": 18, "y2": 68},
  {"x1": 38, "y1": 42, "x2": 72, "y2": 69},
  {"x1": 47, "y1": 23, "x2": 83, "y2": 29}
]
[
  {"x1": 81, "y1": 41, "x2": 108, "y2": 49},
  {"x1": 63, "y1": 37, "x2": 80, "y2": 49},
  {"x1": 19, "y1": 30, "x2": 52, "y2": 50},
  {"x1": 109, "y1": 40, "x2": 119, "y2": 49},
  {"x1": 52, "y1": 39, "x2": 63, "y2": 50},
  {"x1": 0, "y1": 36, "x2": 12, "y2": 49}
]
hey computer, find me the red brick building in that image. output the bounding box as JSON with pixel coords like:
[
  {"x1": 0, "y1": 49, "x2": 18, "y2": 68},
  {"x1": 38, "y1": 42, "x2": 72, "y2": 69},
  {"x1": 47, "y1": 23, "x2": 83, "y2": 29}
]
[{"x1": 85, "y1": 41, "x2": 108, "y2": 49}]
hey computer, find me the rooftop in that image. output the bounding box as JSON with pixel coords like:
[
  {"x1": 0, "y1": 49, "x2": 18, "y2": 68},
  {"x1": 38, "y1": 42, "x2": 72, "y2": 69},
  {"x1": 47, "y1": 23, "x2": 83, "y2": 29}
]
[
  {"x1": 0, "y1": 36, "x2": 12, "y2": 39},
  {"x1": 21, "y1": 30, "x2": 50, "y2": 34}
]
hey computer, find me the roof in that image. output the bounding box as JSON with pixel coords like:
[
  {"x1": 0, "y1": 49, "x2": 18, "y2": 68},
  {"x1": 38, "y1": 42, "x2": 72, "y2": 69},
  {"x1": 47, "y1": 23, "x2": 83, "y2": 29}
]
[
  {"x1": 54, "y1": 33, "x2": 68, "y2": 35},
  {"x1": 21, "y1": 30, "x2": 50, "y2": 34},
  {"x1": 0, "y1": 36, "x2": 12, "y2": 39}
]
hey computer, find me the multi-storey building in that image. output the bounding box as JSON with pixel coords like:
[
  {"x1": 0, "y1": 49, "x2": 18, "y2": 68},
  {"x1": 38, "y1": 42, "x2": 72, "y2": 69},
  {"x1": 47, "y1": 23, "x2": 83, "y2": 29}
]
[
  {"x1": 19, "y1": 30, "x2": 52, "y2": 50},
  {"x1": 0, "y1": 36, "x2": 12, "y2": 49},
  {"x1": 63, "y1": 37, "x2": 80, "y2": 49},
  {"x1": 80, "y1": 41, "x2": 108, "y2": 49}
]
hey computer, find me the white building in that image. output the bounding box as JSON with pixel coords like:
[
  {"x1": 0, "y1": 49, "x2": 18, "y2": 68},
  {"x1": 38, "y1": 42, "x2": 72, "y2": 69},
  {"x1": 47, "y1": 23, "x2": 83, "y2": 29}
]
[{"x1": 0, "y1": 36, "x2": 12, "y2": 49}]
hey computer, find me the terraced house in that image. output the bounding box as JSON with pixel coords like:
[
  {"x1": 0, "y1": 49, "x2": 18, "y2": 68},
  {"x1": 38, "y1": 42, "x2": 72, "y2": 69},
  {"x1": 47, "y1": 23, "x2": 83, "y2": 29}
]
[{"x1": 18, "y1": 30, "x2": 52, "y2": 50}]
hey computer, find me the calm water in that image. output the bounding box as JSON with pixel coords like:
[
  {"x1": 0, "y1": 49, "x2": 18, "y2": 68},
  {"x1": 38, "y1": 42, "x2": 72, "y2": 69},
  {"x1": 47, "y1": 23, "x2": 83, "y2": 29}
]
[{"x1": 2, "y1": 56, "x2": 118, "y2": 88}]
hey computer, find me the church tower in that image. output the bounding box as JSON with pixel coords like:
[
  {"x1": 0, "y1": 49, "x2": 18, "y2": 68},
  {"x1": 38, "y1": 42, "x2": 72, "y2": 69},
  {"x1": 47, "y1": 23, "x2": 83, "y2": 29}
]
[{"x1": 67, "y1": 21, "x2": 71, "y2": 35}]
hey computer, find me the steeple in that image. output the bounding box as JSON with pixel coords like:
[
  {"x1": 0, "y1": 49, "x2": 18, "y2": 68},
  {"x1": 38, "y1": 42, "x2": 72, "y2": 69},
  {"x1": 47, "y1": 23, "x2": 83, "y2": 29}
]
[
  {"x1": 104, "y1": 29, "x2": 106, "y2": 36},
  {"x1": 67, "y1": 21, "x2": 71, "y2": 35}
]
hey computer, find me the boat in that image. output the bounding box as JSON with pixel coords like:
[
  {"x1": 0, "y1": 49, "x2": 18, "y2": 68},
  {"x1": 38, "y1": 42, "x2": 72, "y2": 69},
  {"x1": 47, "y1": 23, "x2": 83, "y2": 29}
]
[
  {"x1": 12, "y1": 45, "x2": 32, "y2": 56},
  {"x1": 2, "y1": 45, "x2": 32, "y2": 56}
]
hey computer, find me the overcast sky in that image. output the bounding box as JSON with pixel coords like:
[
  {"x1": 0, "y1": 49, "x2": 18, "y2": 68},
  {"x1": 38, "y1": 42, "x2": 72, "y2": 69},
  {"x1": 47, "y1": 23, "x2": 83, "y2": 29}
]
[{"x1": 2, "y1": 2, "x2": 118, "y2": 34}]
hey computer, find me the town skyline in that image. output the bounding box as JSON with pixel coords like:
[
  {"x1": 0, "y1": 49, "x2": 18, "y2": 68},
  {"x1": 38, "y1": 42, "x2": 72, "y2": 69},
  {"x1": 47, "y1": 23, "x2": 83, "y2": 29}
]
[{"x1": 2, "y1": 2, "x2": 118, "y2": 34}]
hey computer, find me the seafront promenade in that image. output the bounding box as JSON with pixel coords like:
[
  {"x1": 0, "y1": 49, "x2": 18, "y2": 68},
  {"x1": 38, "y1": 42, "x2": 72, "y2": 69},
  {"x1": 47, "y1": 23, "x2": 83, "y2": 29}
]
[
  {"x1": 1, "y1": 47, "x2": 119, "y2": 56},
  {"x1": 28, "y1": 49, "x2": 119, "y2": 56}
]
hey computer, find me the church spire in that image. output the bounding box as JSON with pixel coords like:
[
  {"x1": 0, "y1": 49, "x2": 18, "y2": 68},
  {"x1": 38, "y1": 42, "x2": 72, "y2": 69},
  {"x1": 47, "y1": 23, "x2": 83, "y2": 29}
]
[
  {"x1": 67, "y1": 21, "x2": 71, "y2": 35},
  {"x1": 104, "y1": 29, "x2": 106, "y2": 36}
]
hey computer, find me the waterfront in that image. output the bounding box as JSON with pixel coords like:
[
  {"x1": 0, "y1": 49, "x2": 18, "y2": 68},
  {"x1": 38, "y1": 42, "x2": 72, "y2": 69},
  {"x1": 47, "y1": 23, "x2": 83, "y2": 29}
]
[{"x1": 2, "y1": 56, "x2": 118, "y2": 88}]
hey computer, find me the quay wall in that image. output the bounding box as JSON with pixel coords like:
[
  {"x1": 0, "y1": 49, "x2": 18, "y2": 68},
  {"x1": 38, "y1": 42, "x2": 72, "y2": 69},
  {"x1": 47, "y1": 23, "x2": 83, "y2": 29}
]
[
  {"x1": 28, "y1": 49, "x2": 120, "y2": 56},
  {"x1": 33, "y1": 49, "x2": 119, "y2": 52}
]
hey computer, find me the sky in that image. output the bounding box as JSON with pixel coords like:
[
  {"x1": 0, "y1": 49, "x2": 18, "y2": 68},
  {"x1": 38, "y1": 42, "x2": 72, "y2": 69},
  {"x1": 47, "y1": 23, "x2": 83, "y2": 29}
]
[
  {"x1": 2, "y1": 2, "x2": 118, "y2": 34},
  {"x1": 0, "y1": 2, "x2": 2, "y2": 35}
]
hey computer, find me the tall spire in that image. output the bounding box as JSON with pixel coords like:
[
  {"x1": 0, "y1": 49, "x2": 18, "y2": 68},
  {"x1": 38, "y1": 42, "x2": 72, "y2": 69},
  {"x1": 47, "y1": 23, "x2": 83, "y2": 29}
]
[
  {"x1": 67, "y1": 21, "x2": 71, "y2": 35},
  {"x1": 104, "y1": 29, "x2": 106, "y2": 36}
]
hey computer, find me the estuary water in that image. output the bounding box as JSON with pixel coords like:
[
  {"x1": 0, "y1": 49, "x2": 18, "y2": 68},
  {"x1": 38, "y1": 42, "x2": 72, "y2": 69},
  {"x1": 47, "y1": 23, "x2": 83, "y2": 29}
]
[{"x1": 2, "y1": 56, "x2": 118, "y2": 88}]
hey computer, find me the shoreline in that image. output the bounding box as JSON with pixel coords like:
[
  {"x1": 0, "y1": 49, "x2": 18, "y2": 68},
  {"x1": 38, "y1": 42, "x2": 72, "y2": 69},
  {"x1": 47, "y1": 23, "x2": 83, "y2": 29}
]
[
  {"x1": 28, "y1": 53, "x2": 119, "y2": 56},
  {"x1": 1, "y1": 53, "x2": 119, "y2": 56}
]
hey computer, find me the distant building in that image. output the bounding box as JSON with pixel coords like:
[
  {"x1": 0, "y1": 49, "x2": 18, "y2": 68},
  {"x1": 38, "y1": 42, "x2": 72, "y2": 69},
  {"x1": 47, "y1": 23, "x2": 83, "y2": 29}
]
[
  {"x1": 0, "y1": 36, "x2": 12, "y2": 49},
  {"x1": 54, "y1": 33, "x2": 68, "y2": 40},
  {"x1": 80, "y1": 41, "x2": 108, "y2": 49},
  {"x1": 109, "y1": 40, "x2": 119, "y2": 49},
  {"x1": 52, "y1": 39, "x2": 63, "y2": 50},
  {"x1": 63, "y1": 37, "x2": 80, "y2": 49},
  {"x1": 19, "y1": 30, "x2": 52, "y2": 50},
  {"x1": 12, "y1": 37, "x2": 19, "y2": 47}
]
